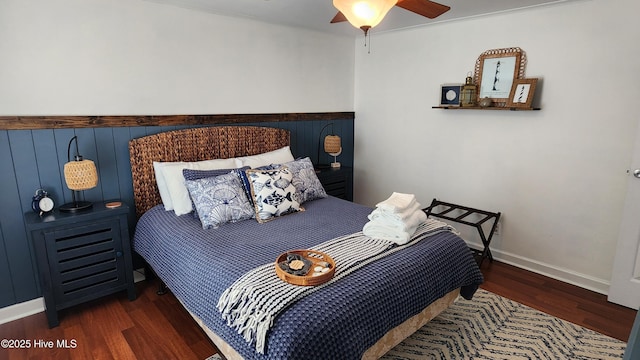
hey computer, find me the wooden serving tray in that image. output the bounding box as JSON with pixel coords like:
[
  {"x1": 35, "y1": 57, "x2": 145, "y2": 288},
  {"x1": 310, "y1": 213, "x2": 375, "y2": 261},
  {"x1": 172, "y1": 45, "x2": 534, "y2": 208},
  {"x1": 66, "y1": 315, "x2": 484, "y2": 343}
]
[{"x1": 275, "y1": 250, "x2": 336, "y2": 286}]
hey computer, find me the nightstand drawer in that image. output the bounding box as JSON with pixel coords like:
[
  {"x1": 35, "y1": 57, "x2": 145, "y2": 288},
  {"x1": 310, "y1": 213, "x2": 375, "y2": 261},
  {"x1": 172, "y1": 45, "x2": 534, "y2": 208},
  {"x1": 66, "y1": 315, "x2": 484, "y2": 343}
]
[{"x1": 322, "y1": 179, "x2": 347, "y2": 199}]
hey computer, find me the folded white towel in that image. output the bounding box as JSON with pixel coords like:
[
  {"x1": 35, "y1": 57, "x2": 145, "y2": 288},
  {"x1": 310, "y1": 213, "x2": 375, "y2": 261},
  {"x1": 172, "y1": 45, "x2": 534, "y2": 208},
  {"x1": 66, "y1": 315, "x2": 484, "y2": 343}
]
[
  {"x1": 363, "y1": 221, "x2": 415, "y2": 245},
  {"x1": 375, "y1": 192, "x2": 417, "y2": 213},
  {"x1": 368, "y1": 202, "x2": 424, "y2": 224},
  {"x1": 367, "y1": 207, "x2": 426, "y2": 233},
  {"x1": 364, "y1": 192, "x2": 429, "y2": 244}
]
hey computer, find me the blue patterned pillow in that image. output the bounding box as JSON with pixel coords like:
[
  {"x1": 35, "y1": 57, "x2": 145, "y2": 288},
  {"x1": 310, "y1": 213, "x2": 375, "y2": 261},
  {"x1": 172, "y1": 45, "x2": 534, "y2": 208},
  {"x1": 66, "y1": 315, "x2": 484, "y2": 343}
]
[
  {"x1": 185, "y1": 172, "x2": 255, "y2": 229},
  {"x1": 183, "y1": 167, "x2": 239, "y2": 181},
  {"x1": 273, "y1": 157, "x2": 327, "y2": 204},
  {"x1": 246, "y1": 167, "x2": 302, "y2": 223},
  {"x1": 236, "y1": 165, "x2": 275, "y2": 206},
  {"x1": 183, "y1": 167, "x2": 250, "y2": 218}
]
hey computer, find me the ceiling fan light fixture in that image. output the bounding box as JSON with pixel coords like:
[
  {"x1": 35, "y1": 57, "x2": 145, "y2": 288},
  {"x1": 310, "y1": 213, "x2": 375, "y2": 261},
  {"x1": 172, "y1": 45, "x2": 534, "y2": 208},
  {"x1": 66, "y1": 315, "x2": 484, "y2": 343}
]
[{"x1": 333, "y1": 0, "x2": 398, "y2": 31}]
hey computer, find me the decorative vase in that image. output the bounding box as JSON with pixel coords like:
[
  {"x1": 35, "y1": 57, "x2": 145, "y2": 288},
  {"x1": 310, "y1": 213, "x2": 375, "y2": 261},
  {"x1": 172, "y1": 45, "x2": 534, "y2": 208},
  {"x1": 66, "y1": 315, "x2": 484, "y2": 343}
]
[
  {"x1": 479, "y1": 97, "x2": 492, "y2": 108},
  {"x1": 460, "y1": 76, "x2": 477, "y2": 107}
]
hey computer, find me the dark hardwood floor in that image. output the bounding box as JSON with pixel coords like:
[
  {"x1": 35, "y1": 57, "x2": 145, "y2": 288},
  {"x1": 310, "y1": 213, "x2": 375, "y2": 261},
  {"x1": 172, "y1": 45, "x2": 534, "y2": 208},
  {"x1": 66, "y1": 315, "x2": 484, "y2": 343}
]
[
  {"x1": 0, "y1": 276, "x2": 218, "y2": 360},
  {"x1": 0, "y1": 261, "x2": 636, "y2": 359}
]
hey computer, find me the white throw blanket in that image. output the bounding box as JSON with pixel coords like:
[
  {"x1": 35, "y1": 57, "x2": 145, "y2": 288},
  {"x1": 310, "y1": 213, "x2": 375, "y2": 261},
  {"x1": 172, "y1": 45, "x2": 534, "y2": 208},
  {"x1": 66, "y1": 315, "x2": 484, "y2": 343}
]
[{"x1": 217, "y1": 219, "x2": 454, "y2": 354}]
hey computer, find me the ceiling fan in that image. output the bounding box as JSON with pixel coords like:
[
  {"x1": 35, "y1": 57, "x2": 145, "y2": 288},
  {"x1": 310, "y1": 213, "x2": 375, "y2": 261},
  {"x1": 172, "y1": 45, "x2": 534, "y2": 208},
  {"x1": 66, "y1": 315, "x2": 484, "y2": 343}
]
[{"x1": 331, "y1": 0, "x2": 450, "y2": 34}]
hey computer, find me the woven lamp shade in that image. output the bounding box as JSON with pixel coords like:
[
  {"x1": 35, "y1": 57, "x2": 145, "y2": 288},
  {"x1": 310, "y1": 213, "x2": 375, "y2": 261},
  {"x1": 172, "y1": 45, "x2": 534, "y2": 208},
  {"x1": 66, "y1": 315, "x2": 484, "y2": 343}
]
[
  {"x1": 64, "y1": 159, "x2": 98, "y2": 190},
  {"x1": 324, "y1": 135, "x2": 342, "y2": 154}
]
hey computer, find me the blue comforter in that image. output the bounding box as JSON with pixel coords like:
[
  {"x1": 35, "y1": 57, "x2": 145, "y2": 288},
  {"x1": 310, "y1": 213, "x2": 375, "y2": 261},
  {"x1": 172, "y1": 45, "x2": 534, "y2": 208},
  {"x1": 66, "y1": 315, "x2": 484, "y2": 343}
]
[{"x1": 133, "y1": 196, "x2": 483, "y2": 359}]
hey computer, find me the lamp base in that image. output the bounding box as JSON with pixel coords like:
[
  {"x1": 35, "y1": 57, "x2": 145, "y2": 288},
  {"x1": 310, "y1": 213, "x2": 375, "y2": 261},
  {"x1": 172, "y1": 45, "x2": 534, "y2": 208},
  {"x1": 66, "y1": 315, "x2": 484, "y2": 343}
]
[
  {"x1": 59, "y1": 201, "x2": 93, "y2": 213},
  {"x1": 330, "y1": 162, "x2": 341, "y2": 168}
]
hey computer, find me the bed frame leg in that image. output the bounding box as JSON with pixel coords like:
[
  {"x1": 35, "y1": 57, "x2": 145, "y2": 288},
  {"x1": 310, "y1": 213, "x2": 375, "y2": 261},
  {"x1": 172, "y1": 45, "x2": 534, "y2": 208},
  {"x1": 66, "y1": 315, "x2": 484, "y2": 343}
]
[
  {"x1": 144, "y1": 263, "x2": 168, "y2": 295},
  {"x1": 143, "y1": 263, "x2": 156, "y2": 280},
  {"x1": 157, "y1": 281, "x2": 168, "y2": 295}
]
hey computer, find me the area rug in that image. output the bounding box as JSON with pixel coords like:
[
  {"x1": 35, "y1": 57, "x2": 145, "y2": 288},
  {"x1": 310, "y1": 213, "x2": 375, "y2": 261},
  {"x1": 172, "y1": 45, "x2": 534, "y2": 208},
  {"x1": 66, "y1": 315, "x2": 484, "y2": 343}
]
[
  {"x1": 206, "y1": 289, "x2": 626, "y2": 359},
  {"x1": 381, "y1": 289, "x2": 626, "y2": 360}
]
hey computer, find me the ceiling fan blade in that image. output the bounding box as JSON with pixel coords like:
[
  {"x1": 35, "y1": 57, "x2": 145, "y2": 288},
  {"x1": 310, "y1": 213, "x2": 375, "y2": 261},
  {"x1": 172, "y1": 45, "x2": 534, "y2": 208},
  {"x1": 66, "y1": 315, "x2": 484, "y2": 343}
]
[
  {"x1": 330, "y1": 11, "x2": 348, "y2": 23},
  {"x1": 396, "y1": 0, "x2": 450, "y2": 19}
]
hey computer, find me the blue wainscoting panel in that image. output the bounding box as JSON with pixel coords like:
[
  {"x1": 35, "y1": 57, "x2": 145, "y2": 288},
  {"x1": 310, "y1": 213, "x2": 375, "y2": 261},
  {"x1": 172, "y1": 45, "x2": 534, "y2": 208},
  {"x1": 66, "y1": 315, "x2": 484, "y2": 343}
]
[
  {"x1": 95, "y1": 128, "x2": 121, "y2": 201},
  {"x1": 113, "y1": 127, "x2": 137, "y2": 232},
  {"x1": 4, "y1": 131, "x2": 41, "y2": 304},
  {"x1": 0, "y1": 131, "x2": 19, "y2": 307},
  {"x1": 0, "y1": 119, "x2": 353, "y2": 309},
  {"x1": 0, "y1": 224, "x2": 14, "y2": 307},
  {"x1": 32, "y1": 130, "x2": 66, "y2": 206},
  {"x1": 53, "y1": 128, "x2": 77, "y2": 206}
]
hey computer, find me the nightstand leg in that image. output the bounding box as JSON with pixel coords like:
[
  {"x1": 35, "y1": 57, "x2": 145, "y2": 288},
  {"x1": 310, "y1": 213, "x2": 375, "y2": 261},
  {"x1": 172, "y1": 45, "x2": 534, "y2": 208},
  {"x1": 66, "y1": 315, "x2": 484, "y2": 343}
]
[
  {"x1": 127, "y1": 285, "x2": 137, "y2": 301},
  {"x1": 45, "y1": 306, "x2": 59, "y2": 328}
]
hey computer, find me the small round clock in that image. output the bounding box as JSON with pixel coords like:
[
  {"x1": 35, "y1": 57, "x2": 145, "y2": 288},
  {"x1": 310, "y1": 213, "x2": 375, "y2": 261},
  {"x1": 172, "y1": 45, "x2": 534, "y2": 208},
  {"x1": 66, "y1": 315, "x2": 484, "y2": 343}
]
[{"x1": 32, "y1": 189, "x2": 54, "y2": 215}]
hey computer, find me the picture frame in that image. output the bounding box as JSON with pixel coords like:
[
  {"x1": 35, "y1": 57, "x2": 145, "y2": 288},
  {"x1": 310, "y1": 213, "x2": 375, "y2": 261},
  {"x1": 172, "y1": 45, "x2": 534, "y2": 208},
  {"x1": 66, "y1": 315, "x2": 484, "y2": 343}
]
[
  {"x1": 440, "y1": 84, "x2": 462, "y2": 106},
  {"x1": 473, "y1": 47, "x2": 527, "y2": 107},
  {"x1": 507, "y1": 78, "x2": 538, "y2": 109}
]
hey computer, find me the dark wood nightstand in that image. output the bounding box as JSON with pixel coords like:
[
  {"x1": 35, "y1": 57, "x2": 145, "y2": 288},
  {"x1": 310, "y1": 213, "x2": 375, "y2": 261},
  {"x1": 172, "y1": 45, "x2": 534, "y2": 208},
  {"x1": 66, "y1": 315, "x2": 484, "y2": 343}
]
[
  {"x1": 316, "y1": 166, "x2": 353, "y2": 201},
  {"x1": 24, "y1": 202, "x2": 136, "y2": 327}
]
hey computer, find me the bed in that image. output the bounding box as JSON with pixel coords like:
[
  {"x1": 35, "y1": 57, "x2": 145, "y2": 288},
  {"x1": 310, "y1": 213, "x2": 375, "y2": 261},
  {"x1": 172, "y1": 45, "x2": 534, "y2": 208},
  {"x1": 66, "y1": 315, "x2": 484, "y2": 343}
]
[{"x1": 129, "y1": 126, "x2": 483, "y2": 359}]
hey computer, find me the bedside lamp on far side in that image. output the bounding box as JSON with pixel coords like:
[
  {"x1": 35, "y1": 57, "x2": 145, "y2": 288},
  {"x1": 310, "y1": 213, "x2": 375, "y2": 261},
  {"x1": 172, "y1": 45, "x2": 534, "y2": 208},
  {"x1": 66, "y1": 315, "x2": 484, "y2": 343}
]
[
  {"x1": 60, "y1": 136, "x2": 98, "y2": 212},
  {"x1": 316, "y1": 123, "x2": 342, "y2": 170},
  {"x1": 324, "y1": 133, "x2": 342, "y2": 168}
]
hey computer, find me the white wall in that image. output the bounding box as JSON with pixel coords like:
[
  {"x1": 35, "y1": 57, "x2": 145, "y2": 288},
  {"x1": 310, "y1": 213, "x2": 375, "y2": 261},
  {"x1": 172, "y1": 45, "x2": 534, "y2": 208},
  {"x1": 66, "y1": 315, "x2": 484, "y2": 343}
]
[
  {"x1": 354, "y1": 0, "x2": 640, "y2": 293},
  {"x1": 0, "y1": 0, "x2": 354, "y2": 115}
]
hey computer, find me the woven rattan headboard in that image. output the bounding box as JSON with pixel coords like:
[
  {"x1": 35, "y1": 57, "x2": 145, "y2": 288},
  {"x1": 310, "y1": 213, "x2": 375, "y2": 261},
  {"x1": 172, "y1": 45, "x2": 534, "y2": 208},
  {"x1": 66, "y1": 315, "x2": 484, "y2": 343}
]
[{"x1": 128, "y1": 126, "x2": 290, "y2": 217}]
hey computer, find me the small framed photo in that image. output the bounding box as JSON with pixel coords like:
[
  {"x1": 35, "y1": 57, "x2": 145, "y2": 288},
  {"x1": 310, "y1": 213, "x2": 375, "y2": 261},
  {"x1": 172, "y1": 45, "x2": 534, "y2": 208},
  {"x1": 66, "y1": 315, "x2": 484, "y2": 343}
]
[
  {"x1": 440, "y1": 84, "x2": 462, "y2": 106},
  {"x1": 507, "y1": 78, "x2": 538, "y2": 108}
]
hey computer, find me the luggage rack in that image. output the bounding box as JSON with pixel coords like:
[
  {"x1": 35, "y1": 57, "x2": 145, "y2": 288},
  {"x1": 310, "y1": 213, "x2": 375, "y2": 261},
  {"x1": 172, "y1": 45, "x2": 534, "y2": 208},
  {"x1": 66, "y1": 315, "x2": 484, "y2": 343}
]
[{"x1": 423, "y1": 199, "x2": 501, "y2": 267}]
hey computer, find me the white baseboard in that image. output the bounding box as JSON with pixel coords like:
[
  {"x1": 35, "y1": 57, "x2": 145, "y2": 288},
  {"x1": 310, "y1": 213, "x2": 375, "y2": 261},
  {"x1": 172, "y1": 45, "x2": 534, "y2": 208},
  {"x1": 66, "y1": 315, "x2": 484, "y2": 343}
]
[
  {"x1": 133, "y1": 268, "x2": 146, "y2": 283},
  {"x1": 468, "y1": 242, "x2": 610, "y2": 295},
  {"x1": 0, "y1": 297, "x2": 44, "y2": 325},
  {"x1": 0, "y1": 269, "x2": 147, "y2": 326}
]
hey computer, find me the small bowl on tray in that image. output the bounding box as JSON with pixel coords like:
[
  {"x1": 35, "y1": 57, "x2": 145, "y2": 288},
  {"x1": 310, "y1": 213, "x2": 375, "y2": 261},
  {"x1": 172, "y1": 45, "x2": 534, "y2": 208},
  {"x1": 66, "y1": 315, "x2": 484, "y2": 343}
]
[{"x1": 275, "y1": 250, "x2": 335, "y2": 286}]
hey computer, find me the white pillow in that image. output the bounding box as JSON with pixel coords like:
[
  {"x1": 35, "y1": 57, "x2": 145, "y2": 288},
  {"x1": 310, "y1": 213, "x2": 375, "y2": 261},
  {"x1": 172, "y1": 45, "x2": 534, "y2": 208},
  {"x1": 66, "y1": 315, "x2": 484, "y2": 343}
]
[
  {"x1": 153, "y1": 161, "x2": 179, "y2": 210},
  {"x1": 159, "y1": 158, "x2": 241, "y2": 215},
  {"x1": 237, "y1": 146, "x2": 294, "y2": 168}
]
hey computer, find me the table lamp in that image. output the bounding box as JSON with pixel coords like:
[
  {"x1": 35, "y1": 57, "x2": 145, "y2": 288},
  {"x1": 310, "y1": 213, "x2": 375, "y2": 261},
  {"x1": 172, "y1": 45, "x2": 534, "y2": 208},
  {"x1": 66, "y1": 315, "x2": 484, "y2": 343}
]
[
  {"x1": 316, "y1": 123, "x2": 342, "y2": 169},
  {"x1": 60, "y1": 136, "x2": 98, "y2": 212}
]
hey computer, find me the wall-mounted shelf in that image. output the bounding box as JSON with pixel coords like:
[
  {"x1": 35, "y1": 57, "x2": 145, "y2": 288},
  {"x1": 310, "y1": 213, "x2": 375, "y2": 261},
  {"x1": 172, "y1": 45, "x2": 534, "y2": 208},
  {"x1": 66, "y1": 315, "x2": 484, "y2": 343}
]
[{"x1": 432, "y1": 106, "x2": 540, "y2": 111}]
